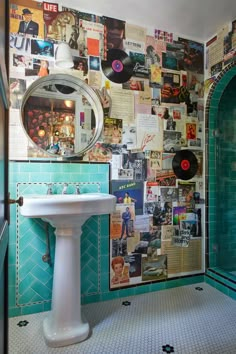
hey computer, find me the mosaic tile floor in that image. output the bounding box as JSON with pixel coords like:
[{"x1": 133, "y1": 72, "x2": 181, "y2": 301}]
[{"x1": 9, "y1": 283, "x2": 236, "y2": 354}]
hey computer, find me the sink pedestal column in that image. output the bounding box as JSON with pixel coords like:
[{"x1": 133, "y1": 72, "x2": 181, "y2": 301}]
[{"x1": 43, "y1": 220, "x2": 90, "y2": 347}]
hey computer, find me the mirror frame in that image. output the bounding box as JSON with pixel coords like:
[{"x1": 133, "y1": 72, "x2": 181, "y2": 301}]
[{"x1": 20, "y1": 74, "x2": 104, "y2": 158}]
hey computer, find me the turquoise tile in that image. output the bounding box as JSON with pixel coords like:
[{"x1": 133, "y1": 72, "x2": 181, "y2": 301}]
[
  {"x1": 80, "y1": 163, "x2": 99, "y2": 174},
  {"x1": 228, "y1": 289, "x2": 236, "y2": 300},
  {"x1": 43, "y1": 301, "x2": 52, "y2": 312},
  {"x1": 22, "y1": 303, "x2": 44, "y2": 315},
  {"x1": 81, "y1": 294, "x2": 100, "y2": 305},
  {"x1": 29, "y1": 172, "x2": 51, "y2": 182},
  {"x1": 8, "y1": 265, "x2": 16, "y2": 287},
  {"x1": 8, "y1": 286, "x2": 16, "y2": 307},
  {"x1": 89, "y1": 173, "x2": 109, "y2": 182},
  {"x1": 214, "y1": 282, "x2": 229, "y2": 296},
  {"x1": 150, "y1": 281, "x2": 166, "y2": 292},
  {"x1": 8, "y1": 307, "x2": 22, "y2": 318},
  {"x1": 30, "y1": 281, "x2": 52, "y2": 299},
  {"x1": 100, "y1": 291, "x2": 119, "y2": 302}
]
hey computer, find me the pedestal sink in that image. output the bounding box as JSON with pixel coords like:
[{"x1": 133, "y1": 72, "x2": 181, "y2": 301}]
[{"x1": 20, "y1": 193, "x2": 116, "y2": 348}]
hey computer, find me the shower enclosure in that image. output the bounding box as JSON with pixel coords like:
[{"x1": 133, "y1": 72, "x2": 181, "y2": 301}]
[{"x1": 209, "y1": 73, "x2": 236, "y2": 280}]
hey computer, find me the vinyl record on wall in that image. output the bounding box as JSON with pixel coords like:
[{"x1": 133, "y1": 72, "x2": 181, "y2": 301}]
[
  {"x1": 101, "y1": 48, "x2": 134, "y2": 83},
  {"x1": 172, "y1": 150, "x2": 198, "y2": 180}
]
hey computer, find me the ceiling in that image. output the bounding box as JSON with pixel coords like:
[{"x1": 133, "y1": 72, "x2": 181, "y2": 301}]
[{"x1": 66, "y1": 0, "x2": 236, "y2": 42}]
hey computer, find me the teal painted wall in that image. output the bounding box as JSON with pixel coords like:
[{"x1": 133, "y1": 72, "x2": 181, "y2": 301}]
[{"x1": 8, "y1": 161, "x2": 204, "y2": 317}]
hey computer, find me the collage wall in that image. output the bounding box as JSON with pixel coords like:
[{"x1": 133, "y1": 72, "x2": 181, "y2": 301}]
[{"x1": 9, "y1": 0, "x2": 207, "y2": 290}]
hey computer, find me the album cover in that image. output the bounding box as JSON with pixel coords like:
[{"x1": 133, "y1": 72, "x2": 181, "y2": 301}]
[{"x1": 111, "y1": 180, "x2": 144, "y2": 215}]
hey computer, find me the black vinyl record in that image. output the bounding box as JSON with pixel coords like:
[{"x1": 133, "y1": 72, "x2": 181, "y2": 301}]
[
  {"x1": 101, "y1": 49, "x2": 134, "y2": 83},
  {"x1": 172, "y1": 150, "x2": 198, "y2": 180}
]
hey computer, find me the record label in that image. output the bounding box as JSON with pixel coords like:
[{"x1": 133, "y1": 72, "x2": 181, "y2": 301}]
[
  {"x1": 101, "y1": 49, "x2": 134, "y2": 83},
  {"x1": 172, "y1": 150, "x2": 198, "y2": 180}
]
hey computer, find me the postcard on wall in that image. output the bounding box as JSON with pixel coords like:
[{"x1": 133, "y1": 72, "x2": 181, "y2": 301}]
[{"x1": 173, "y1": 206, "x2": 186, "y2": 225}]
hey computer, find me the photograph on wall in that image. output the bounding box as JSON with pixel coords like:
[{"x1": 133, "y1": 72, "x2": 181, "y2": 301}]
[
  {"x1": 103, "y1": 16, "x2": 126, "y2": 57},
  {"x1": 10, "y1": 2, "x2": 44, "y2": 38},
  {"x1": 152, "y1": 201, "x2": 172, "y2": 226},
  {"x1": 161, "y1": 70, "x2": 181, "y2": 104},
  {"x1": 162, "y1": 41, "x2": 185, "y2": 71},
  {"x1": 9, "y1": 77, "x2": 26, "y2": 109},
  {"x1": 155, "y1": 169, "x2": 177, "y2": 187},
  {"x1": 102, "y1": 117, "x2": 123, "y2": 144},
  {"x1": 178, "y1": 37, "x2": 204, "y2": 74},
  {"x1": 129, "y1": 51, "x2": 148, "y2": 78},
  {"x1": 31, "y1": 39, "x2": 54, "y2": 57},
  {"x1": 141, "y1": 255, "x2": 167, "y2": 281},
  {"x1": 122, "y1": 151, "x2": 147, "y2": 181}
]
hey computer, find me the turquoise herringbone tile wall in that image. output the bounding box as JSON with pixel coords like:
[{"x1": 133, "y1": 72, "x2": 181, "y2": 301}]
[{"x1": 9, "y1": 161, "x2": 110, "y2": 317}]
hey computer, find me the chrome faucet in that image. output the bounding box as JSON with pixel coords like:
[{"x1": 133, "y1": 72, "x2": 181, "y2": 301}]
[
  {"x1": 46, "y1": 183, "x2": 53, "y2": 195},
  {"x1": 75, "y1": 185, "x2": 80, "y2": 194},
  {"x1": 62, "y1": 183, "x2": 68, "y2": 194}
]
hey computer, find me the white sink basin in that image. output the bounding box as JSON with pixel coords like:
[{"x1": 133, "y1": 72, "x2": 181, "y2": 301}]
[
  {"x1": 20, "y1": 192, "x2": 116, "y2": 348},
  {"x1": 20, "y1": 193, "x2": 116, "y2": 227}
]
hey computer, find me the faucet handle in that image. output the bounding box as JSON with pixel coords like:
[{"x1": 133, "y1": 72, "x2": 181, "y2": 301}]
[
  {"x1": 46, "y1": 183, "x2": 53, "y2": 195},
  {"x1": 62, "y1": 183, "x2": 68, "y2": 194},
  {"x1": 75, "y1": 184, "x2": 80, "y2": 194}
]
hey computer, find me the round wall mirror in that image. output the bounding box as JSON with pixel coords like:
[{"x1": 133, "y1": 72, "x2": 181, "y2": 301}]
[{"x1": 20, "y1": 74, "x2": 104, "y2": 158}]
